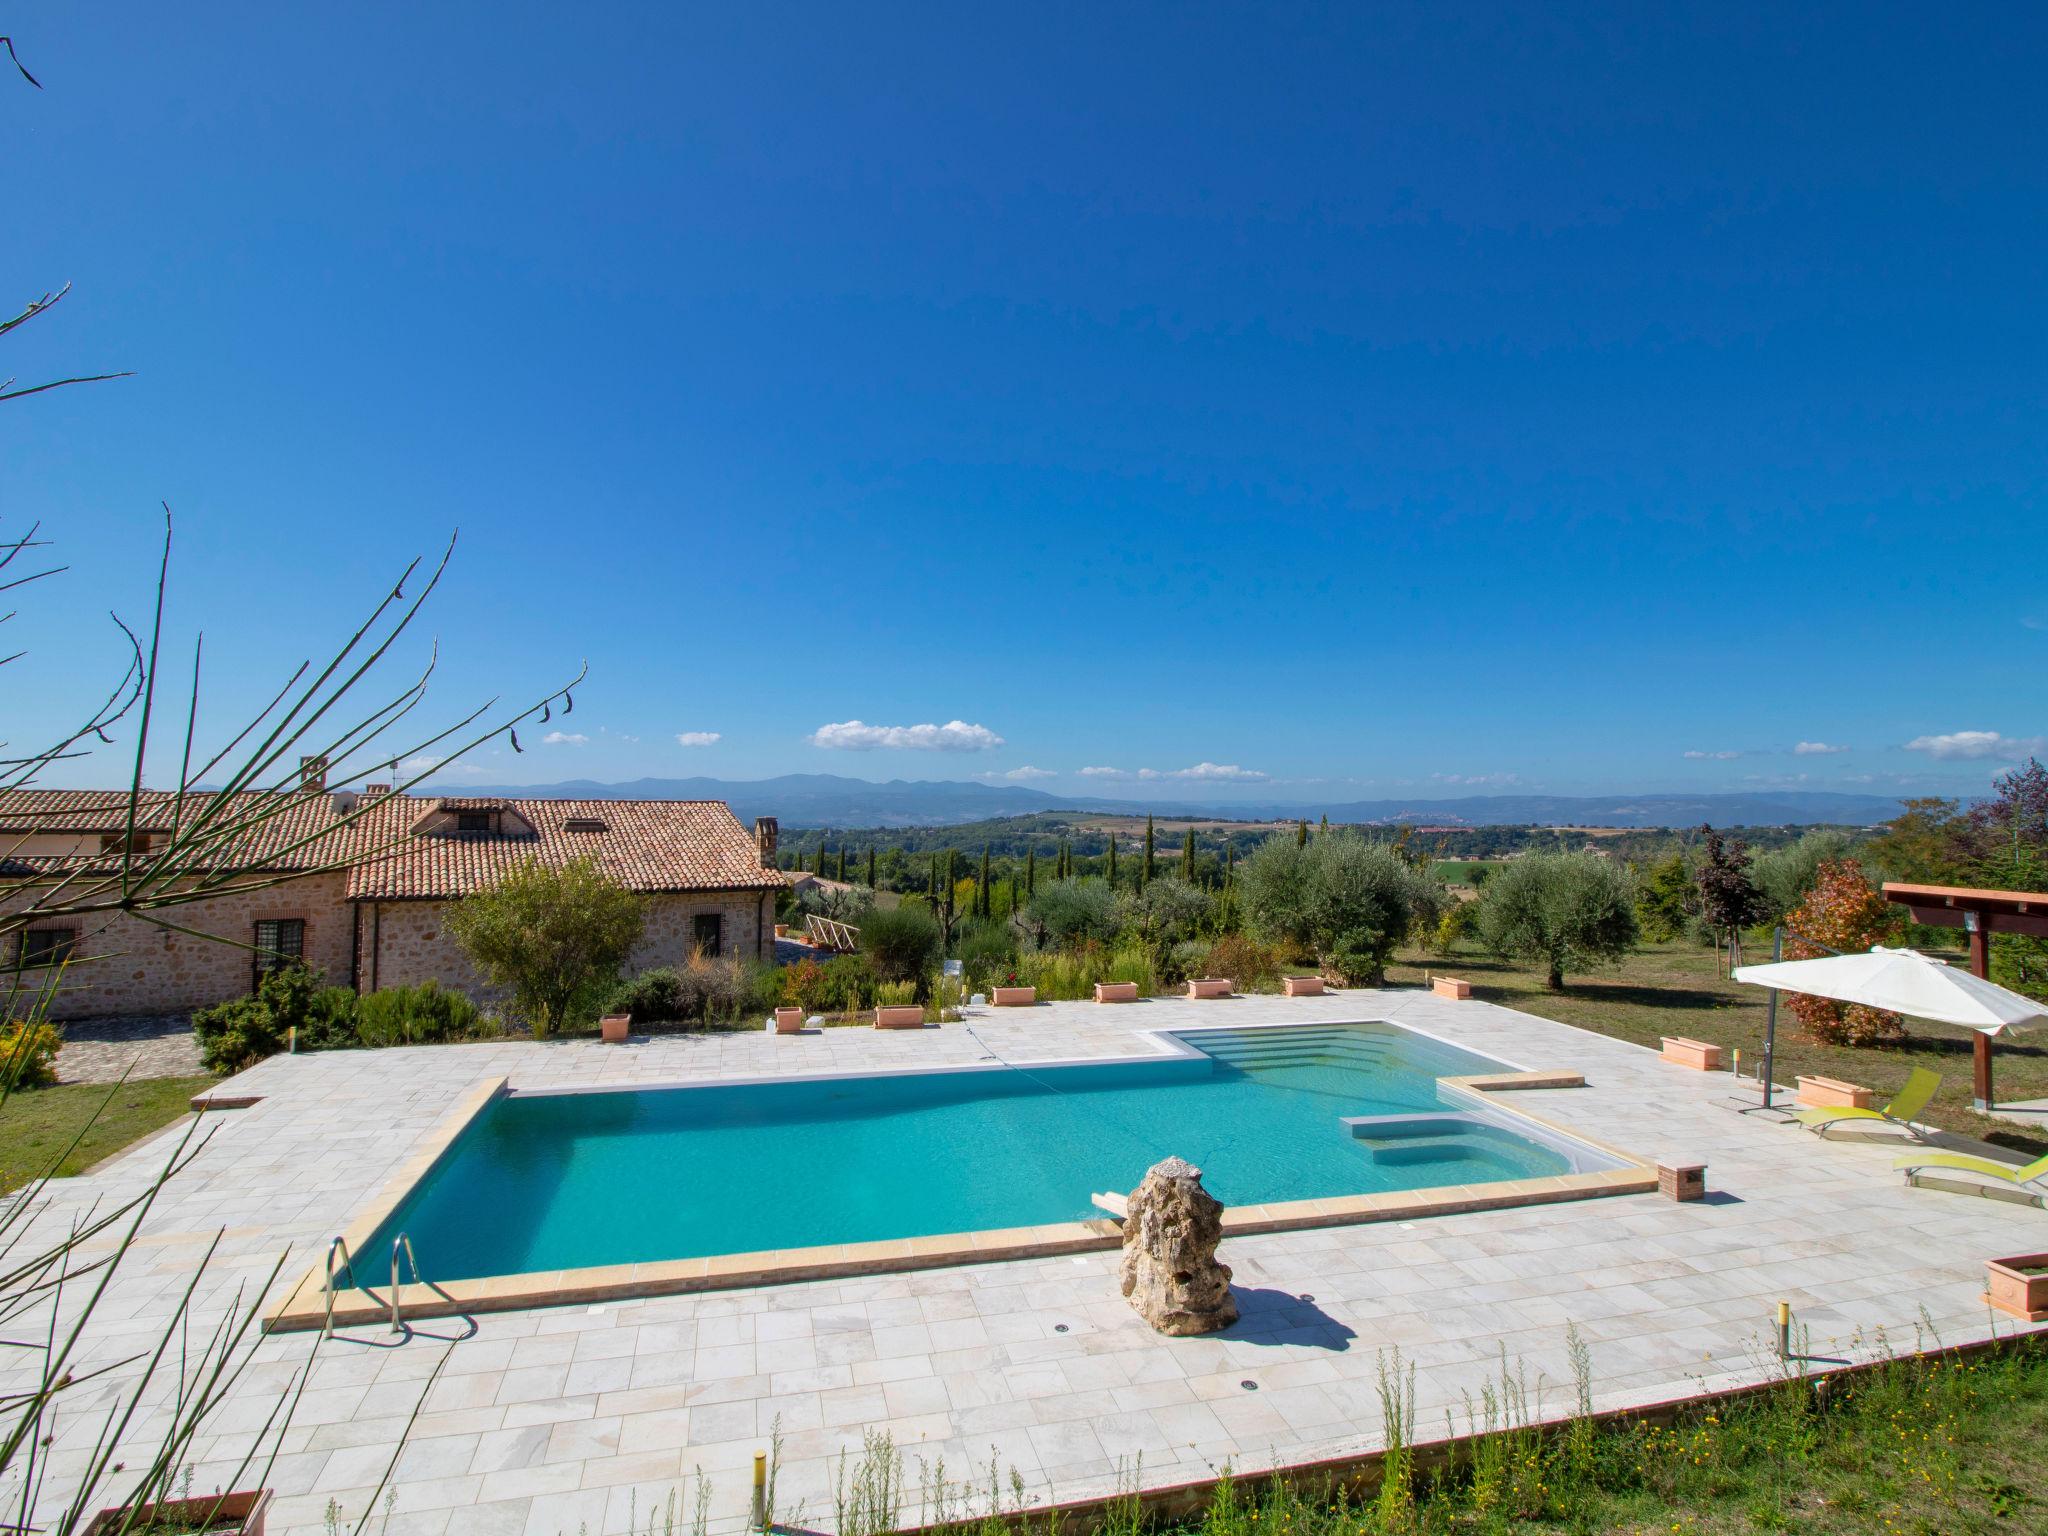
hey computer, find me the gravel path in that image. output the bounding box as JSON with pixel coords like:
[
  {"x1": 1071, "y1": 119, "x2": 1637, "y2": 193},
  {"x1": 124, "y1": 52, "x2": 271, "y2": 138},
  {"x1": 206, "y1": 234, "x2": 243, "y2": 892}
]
[{"x1": 53, "y1": 1014, "x2": 207, "y2": 1083}]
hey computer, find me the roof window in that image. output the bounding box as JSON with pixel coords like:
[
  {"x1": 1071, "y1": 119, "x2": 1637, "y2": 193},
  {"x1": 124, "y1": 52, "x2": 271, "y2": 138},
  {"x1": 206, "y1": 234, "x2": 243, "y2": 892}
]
[{"x1": 565, "y1": 817, "x2": 608, "y2": 834}]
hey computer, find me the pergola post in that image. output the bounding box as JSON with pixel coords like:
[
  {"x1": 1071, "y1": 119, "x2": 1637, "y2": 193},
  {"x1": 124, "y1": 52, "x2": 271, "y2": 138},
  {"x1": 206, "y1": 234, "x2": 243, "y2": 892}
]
[{"x1": 1882, "y1": 882, "x2": 2048, "y2": 1116}]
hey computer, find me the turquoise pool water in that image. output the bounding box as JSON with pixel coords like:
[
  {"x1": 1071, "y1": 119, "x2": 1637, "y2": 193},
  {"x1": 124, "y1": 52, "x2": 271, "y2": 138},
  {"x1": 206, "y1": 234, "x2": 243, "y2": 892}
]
[{"x1": 354, "y1": 1023, "x2": 1600, "y2": 1282}]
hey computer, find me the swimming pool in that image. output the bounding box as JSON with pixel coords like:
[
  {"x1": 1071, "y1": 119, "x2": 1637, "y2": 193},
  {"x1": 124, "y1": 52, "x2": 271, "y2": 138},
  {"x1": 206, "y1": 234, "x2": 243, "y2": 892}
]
[{"x1": 346, "y1": 1023, "x2": 1624, "y2": 1285}]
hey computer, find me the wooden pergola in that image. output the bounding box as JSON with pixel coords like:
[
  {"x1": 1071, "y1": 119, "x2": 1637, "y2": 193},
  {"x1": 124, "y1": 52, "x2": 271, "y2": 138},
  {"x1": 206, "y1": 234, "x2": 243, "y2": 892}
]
[{"x1": 1882, "y1": 881, "x2": 2048, "y2": 1110}]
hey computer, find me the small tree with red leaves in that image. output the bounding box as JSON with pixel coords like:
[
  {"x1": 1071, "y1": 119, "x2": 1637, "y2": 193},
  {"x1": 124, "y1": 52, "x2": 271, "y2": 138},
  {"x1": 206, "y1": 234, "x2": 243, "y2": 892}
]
[{"x1": 1784, "y1": 858, "x2": 1905, "y2": 1045}]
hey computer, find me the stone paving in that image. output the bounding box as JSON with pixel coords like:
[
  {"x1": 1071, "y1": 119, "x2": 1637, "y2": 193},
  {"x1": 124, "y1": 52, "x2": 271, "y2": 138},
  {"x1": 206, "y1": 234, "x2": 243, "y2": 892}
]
[
  {"x1": 13, "y1": 989, "x2": 2048, "y2": 1536},
  {"x1": 53, "y1": 1012, "x2": 207, "y2": 1082}
]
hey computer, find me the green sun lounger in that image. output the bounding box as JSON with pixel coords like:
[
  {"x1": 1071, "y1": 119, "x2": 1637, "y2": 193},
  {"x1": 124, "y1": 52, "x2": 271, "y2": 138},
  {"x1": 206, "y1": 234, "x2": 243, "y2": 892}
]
[
  {"x1": 1792, "y1": 1066, "x2": 1940, "y2": 1140},
  {"x1": 1894, "y1": 1149, "x2": 2048, "y2": 1190}
]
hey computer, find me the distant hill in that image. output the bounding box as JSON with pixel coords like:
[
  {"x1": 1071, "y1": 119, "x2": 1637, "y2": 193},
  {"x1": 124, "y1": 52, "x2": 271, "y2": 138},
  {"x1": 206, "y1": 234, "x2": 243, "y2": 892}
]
[{"x1": 424, "y1": 772, "x2": 1908, "y2": 831}]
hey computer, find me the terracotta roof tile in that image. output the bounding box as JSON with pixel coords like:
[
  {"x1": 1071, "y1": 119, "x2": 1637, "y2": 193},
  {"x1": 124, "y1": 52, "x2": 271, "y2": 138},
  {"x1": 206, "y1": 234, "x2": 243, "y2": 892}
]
[{"x1": 0, "y1": 790, "x2": 784, "y2": 899}]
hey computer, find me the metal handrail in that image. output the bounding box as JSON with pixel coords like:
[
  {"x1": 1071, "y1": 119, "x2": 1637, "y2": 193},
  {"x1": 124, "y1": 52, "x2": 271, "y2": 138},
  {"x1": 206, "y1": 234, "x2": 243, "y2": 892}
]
[
  {"x1": 389, "y1": 1232, "x2": 423, "y2": 1336},
  {"x1": 322, "y1": 1236, "x2": 353, "y2": 1340}
]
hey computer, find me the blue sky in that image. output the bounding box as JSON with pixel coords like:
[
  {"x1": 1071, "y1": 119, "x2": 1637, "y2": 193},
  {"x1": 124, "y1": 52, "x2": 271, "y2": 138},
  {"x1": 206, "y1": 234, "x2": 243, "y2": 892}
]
[{"x1": 8, "y1": 3, "x2": 2044, "y2": 802}]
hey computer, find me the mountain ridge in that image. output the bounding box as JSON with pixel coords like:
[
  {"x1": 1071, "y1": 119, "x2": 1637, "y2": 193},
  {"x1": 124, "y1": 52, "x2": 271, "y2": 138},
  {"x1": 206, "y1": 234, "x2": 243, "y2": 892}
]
[{"x1": 419, "y1": 772, "x2": 1909, "y2": 830}]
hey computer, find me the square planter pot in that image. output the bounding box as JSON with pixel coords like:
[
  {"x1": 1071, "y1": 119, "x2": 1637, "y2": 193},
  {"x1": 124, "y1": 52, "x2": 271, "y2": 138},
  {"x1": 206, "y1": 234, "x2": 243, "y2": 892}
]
[
  {"x1": 1660, "y1": 1036, "x2": 1724, "y2": 1071},
  {"x1": 1795, "y1": 1074, "x2": 1876, "y2": 1109},
  {"x1": 1281, "y1": 975, "x2": 1324, "y2": 997},
  {"x1": 87, "y1": 1489, "x2": 272, "y2": 1536},
  {"x1": 1430, "y1": 976, "x2": 1473, "y2": 1000},
  {"x1": 599, "y1": 1013, "x2": 631, "y2": 1044},
  {"x1": 990, "y1": 985, "x2": 1036, "y2": 1007},
  {"x1": 1187, "y1": 977, "x2": 1234, "y2": 999},
  {"x1": 1985, "y1": 1253, "x2": 2048, "y2": 1322},
  {"x1": 1093, "y1": 981, "x2": 1139, "y2": 1003},
  {"x1": 773, "y1": 1006, "x2": 805, "y2": 1034},
  {"x1": 774, "y1": 923, "x2": 790, "y2": 938},
  {"x1": 874, "y1": 1005, "x2": 926, "y2": 1029}
]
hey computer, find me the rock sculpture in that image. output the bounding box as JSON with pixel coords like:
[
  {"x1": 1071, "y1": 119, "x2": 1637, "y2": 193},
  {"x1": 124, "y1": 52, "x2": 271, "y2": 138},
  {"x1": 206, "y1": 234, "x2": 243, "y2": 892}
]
[{"x1": 1117, "y1": 1155, "x2": 1237, "y2": 1335}]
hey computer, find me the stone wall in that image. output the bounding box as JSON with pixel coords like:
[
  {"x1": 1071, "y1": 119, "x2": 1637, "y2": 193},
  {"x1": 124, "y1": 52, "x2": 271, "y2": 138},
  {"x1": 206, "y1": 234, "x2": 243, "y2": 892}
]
[
  {"x1": 5, "y1": 875, "x2": 778, "y2": 1022},
  {"x1": 362, "y1": 888, "x2": 776, "y2": 1007},
  {"x1": 3, "y1": 871, "x2": 357, "y2": 1021}
]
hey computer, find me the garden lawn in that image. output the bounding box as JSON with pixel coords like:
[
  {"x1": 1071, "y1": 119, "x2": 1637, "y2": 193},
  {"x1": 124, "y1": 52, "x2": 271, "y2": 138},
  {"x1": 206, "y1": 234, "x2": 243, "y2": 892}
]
[
  {"x1": 1387, "y1": 938, "x2": 2048, "y2": 1155},
  {"x1": 0, "y1": 1076, "x2": 215, "y2": 1193}
]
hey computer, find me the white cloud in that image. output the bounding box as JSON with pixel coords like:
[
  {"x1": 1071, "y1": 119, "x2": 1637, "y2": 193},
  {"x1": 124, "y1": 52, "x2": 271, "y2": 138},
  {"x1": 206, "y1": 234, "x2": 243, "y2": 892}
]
[
  {"x1": 1076, "y1": 763, "x2": 1266, "y2": 783},
  {"x1": 1902, "y1": 729, "x2": 2048, "y2": 762},
  {"x1": 1431, "y1": 771, "x2": 1522, "y2": 787},
  {"x1": 808, "y1": 719, "x2": 1005, "y2": 752},
  {"x1": 2023, "y1": 616, "x2": 2044, "y2": 631},
  {"x1": 1792, "y1": 741, "x2": 1848, "y2": 756},
  {"x1": 674, "y1": 731, "x2": 722, "y2": 747},
  {"x1": 542, "y1": 730, "x2": 588, "y2": 746},
  {"x1": 998, "y1": 765, "x2": 1057, "y2": 781},
  {"x1": 1171, "y1": 762, "x2": 1268, "y2": 782},
  {"x1": 1683, "y1": 749, "x2": 1743, "y2": 761}
]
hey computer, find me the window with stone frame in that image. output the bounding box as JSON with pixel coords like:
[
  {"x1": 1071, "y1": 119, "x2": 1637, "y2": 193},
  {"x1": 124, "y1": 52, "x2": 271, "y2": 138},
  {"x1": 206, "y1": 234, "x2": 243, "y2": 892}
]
[
  {"x1": 455, "y1": 811, "x2": 494, "y2": 834},
  {"x1": 18, "y1": 927, "x2": 78, "y2": 967},
  {"x1": 691, "y1": 912, "x2": 723, "y2": 958},
  {"x1": 252, "y1": 918, "x2": 306, "y2": 987}
]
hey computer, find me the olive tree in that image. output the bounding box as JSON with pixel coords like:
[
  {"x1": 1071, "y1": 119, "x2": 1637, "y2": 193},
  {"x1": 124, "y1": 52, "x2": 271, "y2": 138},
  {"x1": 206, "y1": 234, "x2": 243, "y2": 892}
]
[
  {"x1": 1475, "y1": 852, "x2": 1638, "y2": 989},
  {"x1": 447, "y1": 857, "x2": 646, "y2": 1033},
  {"x1": 1240, "y1": 828, "x2": 1442, "y2": 984},
  {"x1": 857, "y1": 901, "x2": 943, "y2": 985},
  {"x1": 1027, "y1": 877, "x2": 1119, "y2": 948},
  {"x1": 1117, "y1": 875, "x2": 1212, "y2": 946}
]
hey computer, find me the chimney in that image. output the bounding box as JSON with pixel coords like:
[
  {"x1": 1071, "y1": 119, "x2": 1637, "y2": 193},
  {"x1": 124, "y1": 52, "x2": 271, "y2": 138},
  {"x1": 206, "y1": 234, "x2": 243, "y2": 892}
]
[
  {"x1": 299, "y1": 755, "x2": 328, "y2": 792},
  {"x1": 365, "y1": 783, "x2": 392, "y2": 799},
  {"x1": 754, "y1": 816, "x2": 779, "y2": 865}
]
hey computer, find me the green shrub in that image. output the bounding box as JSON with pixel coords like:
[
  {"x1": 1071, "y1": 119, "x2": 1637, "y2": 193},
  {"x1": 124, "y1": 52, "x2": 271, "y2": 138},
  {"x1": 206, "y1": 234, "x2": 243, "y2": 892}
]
[
  {"x1": 355, "y1": 980, "x2": 488, "y2": 1047},
  {"x1": 1105, "y1": 943, "x2": 1157, "y2": 992},
  {"x1": 817, "y1": 953, "x2": 876, "y2": 1012},
  {"x1": 858, "y1": 904, "x2": 943, "y2": 986},
  {"x1": 605, "y1": 955, "x2": 770, "y2": 1027},
  {"x1": 192, "y1": 964, "x2": 360, "y2": 1073},
  {"x1": 876, "y1": 979, "x2": 918, "y2": 1007},
  {"x1": 956, "y1": 917, "x2": 1017, "y2": 990},
  {"x1": 1202, "y1": 932, "x2": 1285, "y2": 991}
]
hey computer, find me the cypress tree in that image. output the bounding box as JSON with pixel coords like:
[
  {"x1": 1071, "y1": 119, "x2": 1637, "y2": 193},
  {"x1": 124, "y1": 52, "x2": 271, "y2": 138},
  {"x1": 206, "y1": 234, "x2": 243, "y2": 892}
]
[
  {"x1": 1182, "y1": 826, "x2": 1196, "y2": 884},
  {"x1": 1142, "y1": 815, "x2": 1155, "y2": 887},
  {"x1": 866, "y1": 846, "x2": 877, "y2": 888},
  {"x1": 836, "y1": 847, "x2": 847, "y2": 882},
  {"x1": 1026, "y1": 847, "x2": 1037, "y2": 898},
  {"x1": 1106, "y1": 835, "x2": 1118, "y2": 888},
  {"x1": 979, "y1": 844, "x2": 991, "y2": 917},
  {"x1": 1297, "y1": 819, "x2": 1309, "y2": 848},
  {"x1": 1319, "y1": 814, "x2": 1329, "y2": 833}
]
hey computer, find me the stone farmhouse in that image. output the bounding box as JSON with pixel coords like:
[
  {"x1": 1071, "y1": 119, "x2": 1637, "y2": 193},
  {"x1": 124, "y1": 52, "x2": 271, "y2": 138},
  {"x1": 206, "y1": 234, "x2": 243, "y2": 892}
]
[{"x1": 1, "y1": 769, "x2": 787, "y2": 1021}]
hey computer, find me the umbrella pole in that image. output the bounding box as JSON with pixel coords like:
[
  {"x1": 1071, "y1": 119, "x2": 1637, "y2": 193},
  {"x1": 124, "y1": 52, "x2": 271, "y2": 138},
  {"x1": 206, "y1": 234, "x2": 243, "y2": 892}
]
[{"x1": 1761, "y1": 925, "x2": 1780, "y2": 1111}]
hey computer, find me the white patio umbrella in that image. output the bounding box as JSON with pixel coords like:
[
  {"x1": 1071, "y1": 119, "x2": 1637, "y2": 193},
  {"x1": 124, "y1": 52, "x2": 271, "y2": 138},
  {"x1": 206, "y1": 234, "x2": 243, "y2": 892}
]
[
  {"x1": 1731, "y1": 944, "x2": 2048, "y2": 1114},
  {"x1": 1732, "y1": 946, "x2": 2048, "y2": 1034}
]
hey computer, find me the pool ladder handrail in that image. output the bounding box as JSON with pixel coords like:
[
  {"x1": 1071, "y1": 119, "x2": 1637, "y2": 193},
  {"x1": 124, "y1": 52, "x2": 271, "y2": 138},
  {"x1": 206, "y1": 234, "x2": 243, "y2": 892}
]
[
  {"x1": 321, "y1": 1232, "x2": 430, "y2": 1337},
  {"x1": 389, "y1": 1232, "x2": 424, "y2": 1335},
  {"x1": 321, "y1": 1236, "x2": 354, "y2": 1339}
]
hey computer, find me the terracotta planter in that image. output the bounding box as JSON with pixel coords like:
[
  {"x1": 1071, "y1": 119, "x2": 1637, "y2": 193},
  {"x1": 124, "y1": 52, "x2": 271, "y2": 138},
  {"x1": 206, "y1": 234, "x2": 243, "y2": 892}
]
[
  {"x1": 774, "y1": 923, "x2": 789, "y2": 938},
  {"x1": 1430, "y1": 976, "x2": 1472, "y2": 1000},
  {"x1": 1281, "y1": 975, "x2": 1324, "y2": 997},
  {"x1": 1985, "y1": 1253, "x2": 2048, "y2": 1322},
  {"x1": 87, "y1": 1489, "x2": 272, "y2": 1536},
  {"x1": 1094, "y1": 981, "x2": 1139, "y2": 1003},
  {"x1": 773, "y1": 1006, "x2": 805, "y2": 1034},
  {"x1": 1796, "y1": 1074, "x2": 1876, "y2": 1109},
  {"x1": 990, "y1": 985, "x2": 1036, "y2": 1007},
  {"x1": 1187, "y1": 977, "x2": 1233, "y2": 999},
  {"x1": 874, "y1": 1004, "x2": 926, "y2": 1029},
  {"x1": 599, "y1": 1012, "x2": 631, "y2": 1044},
  {"x1": 1660, "y1": 1035, "x2": 1724, "y2": 1071}
]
